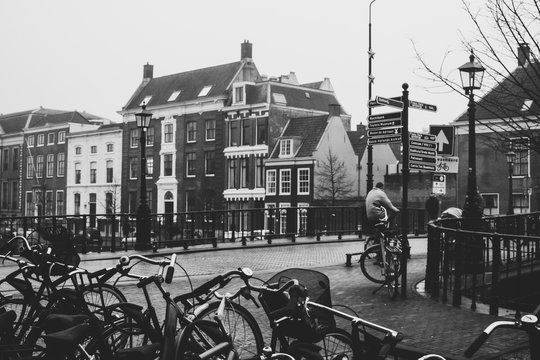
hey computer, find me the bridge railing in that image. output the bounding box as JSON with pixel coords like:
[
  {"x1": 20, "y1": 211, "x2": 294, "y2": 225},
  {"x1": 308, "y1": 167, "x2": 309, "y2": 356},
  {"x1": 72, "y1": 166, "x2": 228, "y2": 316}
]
[{"x1": 426, "y1": 212, "x2": 540, "y2": 315}]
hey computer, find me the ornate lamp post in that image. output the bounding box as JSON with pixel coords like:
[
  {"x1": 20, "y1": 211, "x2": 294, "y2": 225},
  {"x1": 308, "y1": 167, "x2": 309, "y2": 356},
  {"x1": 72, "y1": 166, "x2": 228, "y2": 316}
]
[
  {"x1": 458, "y1": 52, "x2": 486, "y2": 228},
  {"x1": 505, "y1": 151, "x2": 516, "y2": 215},
  {"x1": 134, "y1": 104, "x2": 152, "y2": 250},
  {"x1": 366, "y1": 0, "x2": 378, "y2": 192}
]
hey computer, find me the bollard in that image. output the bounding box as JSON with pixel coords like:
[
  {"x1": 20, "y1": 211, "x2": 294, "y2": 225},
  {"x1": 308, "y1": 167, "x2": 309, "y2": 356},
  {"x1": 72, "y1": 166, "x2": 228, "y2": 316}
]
[
  {"x1": 345, "y1": 254, "x2": 353, "y2": 267},
  {"x1": 241, "y1": 236, "x2": 247, "y2": 246}
]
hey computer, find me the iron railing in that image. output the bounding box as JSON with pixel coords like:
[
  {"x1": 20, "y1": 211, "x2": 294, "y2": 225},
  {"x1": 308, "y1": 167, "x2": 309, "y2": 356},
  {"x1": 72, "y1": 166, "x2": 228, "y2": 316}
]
[{"x1": 425, "y1": 212, "x2": 540, "y2": 315}]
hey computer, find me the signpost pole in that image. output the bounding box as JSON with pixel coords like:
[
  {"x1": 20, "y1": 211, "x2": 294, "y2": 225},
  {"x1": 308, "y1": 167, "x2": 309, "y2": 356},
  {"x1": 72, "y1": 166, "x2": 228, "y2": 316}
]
[{"x1": 401, "y1": 83, "x2": 409, "y2": 298}]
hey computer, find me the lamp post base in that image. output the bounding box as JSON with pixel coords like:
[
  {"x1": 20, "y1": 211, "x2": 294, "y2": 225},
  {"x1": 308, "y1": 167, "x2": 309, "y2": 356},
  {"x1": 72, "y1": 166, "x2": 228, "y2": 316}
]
[{"x1": 135, "y1": 203, "x2": 152, "y2": 251}]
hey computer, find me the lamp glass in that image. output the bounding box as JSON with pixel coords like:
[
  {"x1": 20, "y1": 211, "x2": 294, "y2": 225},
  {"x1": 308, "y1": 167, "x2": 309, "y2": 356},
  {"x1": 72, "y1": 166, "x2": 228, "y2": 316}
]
[
  {"x1": 135, "y1": 106, "x2": 152, "y2": 129},
  {"x1": 459, "y1": 54, "x2": 485, "y2": 91},
  {"x1": 506, "y1": 151, "x2": 516, "y2": 164}
]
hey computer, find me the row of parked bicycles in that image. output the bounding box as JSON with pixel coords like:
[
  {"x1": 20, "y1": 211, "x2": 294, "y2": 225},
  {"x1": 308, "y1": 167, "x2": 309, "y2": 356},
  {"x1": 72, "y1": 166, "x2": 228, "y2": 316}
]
[{"x1": 0, "y1": 232, "x2": 538, "y2": 360}]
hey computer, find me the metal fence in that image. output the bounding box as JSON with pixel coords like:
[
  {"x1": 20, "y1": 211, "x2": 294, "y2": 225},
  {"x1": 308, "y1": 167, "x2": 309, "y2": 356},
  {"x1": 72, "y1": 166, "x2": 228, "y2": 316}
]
[
  {"x1": 425, "y1": 212, "x2": 540, "y2": 315},
  {"x1": 0, "y1": 206, "x2": 429, "y2": 253}
]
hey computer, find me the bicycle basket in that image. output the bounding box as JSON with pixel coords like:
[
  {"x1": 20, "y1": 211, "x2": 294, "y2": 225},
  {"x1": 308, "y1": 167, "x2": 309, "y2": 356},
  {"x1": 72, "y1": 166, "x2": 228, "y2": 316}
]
[{"x1": 259, "y1": 268, "x2": 335, "y2": 342}]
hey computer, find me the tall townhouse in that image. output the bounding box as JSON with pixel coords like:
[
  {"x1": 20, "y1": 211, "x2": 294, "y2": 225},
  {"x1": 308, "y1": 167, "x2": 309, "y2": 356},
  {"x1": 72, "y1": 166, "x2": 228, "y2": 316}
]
[{"x1": 66, "y1": 123, "x2": 123, "y2": 233}]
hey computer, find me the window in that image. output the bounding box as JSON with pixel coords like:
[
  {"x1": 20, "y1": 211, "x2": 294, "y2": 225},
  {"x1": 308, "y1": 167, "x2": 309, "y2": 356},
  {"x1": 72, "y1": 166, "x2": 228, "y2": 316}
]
[
  {"x1": 26, "y1": 156, "x2": 34, "y2": 179},
  {"x1": 2, "y1": 182, "x2": 7, "y2": 209},
  {"x1": 146, "y1": 191, "x2": 152, "y2": 212},
  {"x1": 266, "y1": 170, "x2": 276, "y2": 195},
  {"x1": 163, "y1": 154, "x2": 173, "y2": 176},
  {"x1": 36, "y1": 155, "x2": 44, "y2": 178},
  {"x1": 482, "y1": 193, "x2": 499, "y2": 215},
  {"x1": 187, "y1": 121, "x2": 197, "y2": 142},
  {"x1": 228, "y1": 159, "x2": 238, "y2": 189},
  {"x1": 198, "y1": 85, "x2": 212, "y2": 97},
  {"x1": 240, "y1": 158, "x2": 248, "y2": 188},
  {"x1": 12, "y1": 148, "x2": 19, "y2": 171},
  {"x1": 56, "y1": 191, "x2": 64, "y2": 215},
  {"x1": 205, "y1": 151, "x2": 215, "y2": 176},
  {"x1": 90, "y1": 162, "x2": 97, "y2": 183},
  {"x1": 512, "y1": 194, "x2": 530, "y2": 214},
  {"x1": 168, "y1": 90, "x2": 181, "y2": 102},
  {"x1": 230, "y1": 121, "x2": 240, "y2": 146},
  {"x1": 75, "y1": 163, "x2": 81, "y2": 184},
  {"x1": 129, "y1": 191, "x2": 137, "y2": 213},
  {"x1": 186, "y1": 152, "x2": 196, "y2": 177},
  {"x1": 57, "y1": 153, "x2": 65, "y2": 177},
  {"x1": 37, "y1": 134, "x2": 44, "y2": 146},
  {"x1": 305, "y1": 92, "x2": 311, "y2": 99},
  {"x1": 106, "y1": 160, "x2": 114, "y2": 183},
  {"x1": 130, "y1": 157, "x2": 138, "y2": 179},
  {"x1": 257, "y1": 117, "x2": 268, "y2": 145},
  {"x1": 46, "y1": 154, "x2": 54, "y2": 177},
  {"x1": 45, "y1": 191, "x2": 53, "y2": 215},
  {"x1": 279, "y1": 203, "x2": 290, "y2": 234},
  {"x1": 521, "y1": 99, "x2": 533, "y2": 112},
  {"x1": 272, "y1": 93, "x2": 287, "y2": 105},
  {"x1": 511, "y1": 138, "x2": 529, "y2": 177},
  {"x1": 280, "y1": 169, "x2": 291, "y2": 194},
  {"x1": 47, "y1": 133, "x2": 55, "y2": 145},
  {"x1": 242, "y1": 119, "x2": 251, "y2": 146},
  {"x1": 146, "y1": 127, "x2": 154, "y2": 146},
  {"x1": 58, "y1": 131, "x2": 66, "y2": 144},
  {"x1": 105, "y1": 193, "x2": 113, "y2": 214},
  {"x1": 75, "y1": 146, "x2": 82, "y2": 155},
  {"x1": 27, "y1": 135, "x2": 34, "y2": 147},
  {"x1": 140, "y1": 95, "x2": 152, "y2": 106},
  {"x1": 130, "y1": 129, "x2": 140, "y2": 148},
  {"x1": 2, "y1": 149, "x2": 8, "y2": 171},
  {"x1": 146, "y1": 157, "x2": 153, "y2": 177},
  {"x1": 107, "y1": 144, "x2": 114, "y2": 152},
  {"x1": 25, "y1": 192, "x2": 33, "y2": 216},
  {"x1": 255, "y1": 157, "x2": 264, "y2": 188},
  {"x1": 234, "y1": 86, "x2": 244, "y2": 103},
  {"x1": 91, "y1": 145, "x2": 97, "y2": 154},
  {"x1": 205, "y1": 119, "x2": 216, "y2": 141},
  {"x1": 298, "y1": 168, "x2": 310, "y2": 194},
  {"x1": 11, "y1": 181, "x2": 17, "y2": 209},
  {"x1": 280, "y1": 139, "x2": 292, "y2": 157},
  {"x1": 164, "y1": 124, "x2": 174, "y2": 143}
]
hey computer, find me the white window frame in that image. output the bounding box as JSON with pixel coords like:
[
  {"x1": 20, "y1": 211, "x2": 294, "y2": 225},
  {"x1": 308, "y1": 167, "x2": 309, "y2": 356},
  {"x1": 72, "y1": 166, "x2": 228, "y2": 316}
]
[
  {"x1": 205, "y1": 119, "x2": 216, "y2": 141},
  {"x1": 233, "y1": 84, "x2": 245, "y2": 104},
  {"x1": 481, "y1": 193, "x2": 499, "y2": 216},
  {"x1": 512, "y1": 193, "x2": 530, "y2": 214},
  {"x1": 56, "y1": 190, "x2": 64, "y2": 215},
  {"x1": 279, "y1": 203, "x2": 290, "y2": 235},
  {"x1": 27, "y1": 135, "x2": 35, "y2": 147},
  {"x1": 46, "y1": 154, "x2": 54, "y2": 178},
  {"x1": 279, "y1": 169, "x2": 291, "y2": 195},
  {"x1": 58, "y1": 131, "x2": 66, "y2": 144},
  {"x1": 297, "y1": 168, "x2": 310, "y2": 195},
  {"x1": 187, "y1": 121, "x2": 197, "y2": 143},
  {"x1": 198, "y1": 85, "x2": 212, "y2": 97},
  {"x1": 37, "y1": 134, "x2": 45, "y2": 147},
  {"x1": 163, "y1": 123, "x2": 174, "y2": 143},
  {"x1": 57, "y1": 153, "x2": 65, "y2": 177},
  {"x1": 266, "y1": 169, "x2": 276, "y2": 195},
  {"x1": 280, "y1": 139, "x2": 292, "y2": 158},
  {"x1": 47, "y1": 133, "x2": 55, "y2": 145}
]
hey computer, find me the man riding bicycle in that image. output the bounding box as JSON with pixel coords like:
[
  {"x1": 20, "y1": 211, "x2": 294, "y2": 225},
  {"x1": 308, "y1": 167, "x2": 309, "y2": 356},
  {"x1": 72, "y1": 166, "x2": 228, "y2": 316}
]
[{"x1": 365, "y1": 182, "x2": 399, "y2": 225}]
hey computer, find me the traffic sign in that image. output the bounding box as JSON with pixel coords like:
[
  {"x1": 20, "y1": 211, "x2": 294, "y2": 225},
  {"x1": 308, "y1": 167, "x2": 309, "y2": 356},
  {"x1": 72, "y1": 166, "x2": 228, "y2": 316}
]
[
  {"x1": 430, "y1": 125, "x2": 455, "y2": 155},
  {"x1": 368, "y1": 127, "x2": 402, "y2": 137},
  {"x1": 409, "y1": 100, "x2": 437, "y2": 112},
  {"x1": 410, "y1": 154, "x2": 437, "y2": 164},
  {"x1": 368, "y1": 119, "x2": 402, "y2": 129},
  {"x1": 367, "y1": 135, "x2": 402, "y2": 145},
  {"x1": 368, "y1": 112, "x2": 401, "y2": 122},
  {"x1": 433, "y1": 174, "x2": 446, "y2": 195},
  {"x1": 375, "y1": 96, "x2": 404, "y2": 109},
  {"x1": 410, "y1": 147, "x2": 437, "y2": 157},
  {"x1": 410, "y1": 163, "x2": 436, "y2": 171},
  {"x1": 435, "y1": 156, "x2": 459, "y2": 173}
]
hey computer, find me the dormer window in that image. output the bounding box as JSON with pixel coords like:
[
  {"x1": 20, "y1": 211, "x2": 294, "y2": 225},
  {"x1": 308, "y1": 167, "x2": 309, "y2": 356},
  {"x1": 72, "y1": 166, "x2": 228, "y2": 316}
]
[
  {"x1": 305, "y1": 92, "x2": 311, "y2": 99},
  {"x1": 168, "y1": 90, "x2": 181, "y2": 102},
  {"x1": 198, "y1": 85, "x2": 212, "y2": 97},
  {"x1": 273, "y1": 93, "x2": 287, "y2": 105},
  {"x1": 140, "y1": 95, "x2": 152, "y2": 106},
  {"x1": 521, "y1": 99, "x2": 533, "y2": 112},
  {"x1": 280, "y1": 139, "x2": 292, "y2": 158},
  {"x1": 234, "y1": 85, "x2": 245, "y2": 104}
]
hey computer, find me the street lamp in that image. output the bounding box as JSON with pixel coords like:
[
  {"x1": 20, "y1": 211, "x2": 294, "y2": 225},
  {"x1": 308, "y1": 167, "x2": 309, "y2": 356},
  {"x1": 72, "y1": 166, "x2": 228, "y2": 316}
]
[
  {"x1": 366, "y1": 0, "x2": 378, "y2": 192},
  {"x1": 134, "y1": 104, "x2": 152, "y2": 250},
  {"x1": 458, "y1": 51, "x2": 486, "y2": 228},
  {"x1": 505, "y1": 151, "x2": 516, "y2": 215}
]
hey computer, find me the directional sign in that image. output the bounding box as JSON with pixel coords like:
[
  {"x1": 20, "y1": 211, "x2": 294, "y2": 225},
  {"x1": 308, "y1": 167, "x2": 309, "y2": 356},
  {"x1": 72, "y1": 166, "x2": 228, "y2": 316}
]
[
  {"x1": 410, "y1": 162, "x2": 436, "y2": 171},
  {"x1": 409, "y1": 100, "x2": 437, "y2": 112},
  {"x1": 368, "y1": 119, "x2": 402, "y2": 129},
  {"x1": 368, "y1": 112, "x2": 401, "y2": 122},
  {"x1": 410, "y1": 154, "x2": 437, "y2": 164},
  {"x1": 367, "y1": 135, "x2": 402, "y2": 145},
  {"x1": 430, "y1": 125, "x2": 455, "y2": 155},
  {"x1": 375, "y1": 96, "x2": 404, "y2": 109},
  {"x1": 410, "y1": 147, "x2": 437, "y2": 157},
  {"x1": 409, "y1": 132, "x2": 436, "y2": 141},
  {"x1": 368, "y1": 127, "x2": 402, "y2": 137},
  {"x1": 368, "y1": 96, "x2": 401, "y2": 108}
]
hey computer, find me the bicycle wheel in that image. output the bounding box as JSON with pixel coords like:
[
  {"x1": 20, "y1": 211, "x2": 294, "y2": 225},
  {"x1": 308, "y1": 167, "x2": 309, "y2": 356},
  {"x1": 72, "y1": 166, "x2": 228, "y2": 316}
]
[
  {"x1": 175, "y1": 319, "x2": 231, "y2": 360},
  {"x1": 0, "y1": 298, "x2": 35, "y2": 342},
  {"x1": 195, "y1": 300, "x2": 264, "y2": 359},
  {"x1": 83, "y1": 283, "x2": 126, "y2": 322},
  {"x1": 359, "y1": 245, "x2": 385, "y2": 284},
  {"x1": 317, "y1": 328, "x2": 354, "y2": 360}
]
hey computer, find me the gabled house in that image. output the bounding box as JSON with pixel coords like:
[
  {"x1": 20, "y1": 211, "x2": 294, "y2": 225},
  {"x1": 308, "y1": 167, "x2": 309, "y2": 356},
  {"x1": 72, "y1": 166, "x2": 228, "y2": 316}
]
[{"x1": 264, "y1": 104, "x2": 358, "y2": 235}]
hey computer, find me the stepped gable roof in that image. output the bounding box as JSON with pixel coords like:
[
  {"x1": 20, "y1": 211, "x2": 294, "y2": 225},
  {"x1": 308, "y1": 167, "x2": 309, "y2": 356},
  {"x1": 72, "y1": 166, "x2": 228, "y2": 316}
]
[
  {"x1": 269, "y1": 83, "x2": 346, "y2": 114},
  {"x1": 271, "y1": 115, "x2": 329, "y2": 159},
  {"x1": 347, "y1": 127, "x2": 368, "y2": 157},
  {"x1": 455, "y1": 62, "x2": 540, "y2": 122},
  {"x1": 124, "y1": 61, "x2": 244, "y2": 111}
]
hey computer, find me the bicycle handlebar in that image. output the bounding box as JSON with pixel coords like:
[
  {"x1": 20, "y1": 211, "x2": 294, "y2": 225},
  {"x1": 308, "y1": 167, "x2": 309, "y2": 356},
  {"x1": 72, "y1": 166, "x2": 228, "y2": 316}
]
[{"x1": 464, "y1": 319, "x2": 522, "y2": 357}]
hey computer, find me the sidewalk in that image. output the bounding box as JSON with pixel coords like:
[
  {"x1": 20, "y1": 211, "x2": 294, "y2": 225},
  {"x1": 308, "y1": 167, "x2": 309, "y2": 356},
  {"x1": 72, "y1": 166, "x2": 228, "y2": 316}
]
[{"x1": 77, "y1": 234, "x2": 529, "y2": 359}]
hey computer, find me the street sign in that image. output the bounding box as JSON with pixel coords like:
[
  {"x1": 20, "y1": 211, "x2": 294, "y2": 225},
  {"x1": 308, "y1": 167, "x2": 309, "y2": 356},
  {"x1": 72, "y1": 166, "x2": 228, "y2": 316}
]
[
  {"x1": 375, "y1": 96, "x2": 404, "y2": 109},
  {"x1": 368, "y1": 119, "x2": 402, "y2": 129},
  {"x1": 410, "y1": 162, "x2": 436, "y2": 171},
  {"x1": 410, "y1": 147, "x2": 437, "y2": 157},
  {"x1": 409, "y1": 100, "x2": 437, "y2": 112},
  {"x1": 409, "y1": 132, "x2": 436, "y2": 141},
  {"x1": 409, "y1": 154, "x2": 437, "y2": 164},
  {"x1": 429, "y1": 125, "x2": 455, "y2": 155},
  {"x1": 368, "y1": 96, "x2": 402, "y2": 108},
  {"x1": 368, "y1": 112, "x2": 401, "y2": 122},
  {"x1": 367, "y1": 135, "x2": 402, "y2": 145},
  {"x1": 435, "y1": 156, "x2": 459, "y2": 173},
  {"x1": 433, "y1": 174, "x2": 446, "y2": 195},
  {"x1": 368, "y1": 127, "x2": 402, "y2": 137}
]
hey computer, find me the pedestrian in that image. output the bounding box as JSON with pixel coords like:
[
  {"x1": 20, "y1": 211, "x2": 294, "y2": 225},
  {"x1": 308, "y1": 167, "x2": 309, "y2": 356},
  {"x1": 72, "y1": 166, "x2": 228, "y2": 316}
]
[
  {"x1": 365, "y1": 182, "x2": 400, "y2": 225},
  {"x1": 425, "y1": 193, "x2": 440, "y2": 220}
]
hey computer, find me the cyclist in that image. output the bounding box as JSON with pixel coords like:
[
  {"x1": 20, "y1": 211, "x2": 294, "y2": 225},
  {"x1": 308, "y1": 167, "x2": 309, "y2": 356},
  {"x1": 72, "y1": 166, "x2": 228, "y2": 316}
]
[{"x1": 365, "y1": 182, "x2": 400, "y2": 225}]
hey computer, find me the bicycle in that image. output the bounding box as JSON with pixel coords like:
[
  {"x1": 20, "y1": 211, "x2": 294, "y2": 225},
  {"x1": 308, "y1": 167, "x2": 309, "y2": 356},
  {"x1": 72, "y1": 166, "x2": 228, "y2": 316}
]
[{"x1": 359, "y1": 210, "x2": 404, "y2": 299}]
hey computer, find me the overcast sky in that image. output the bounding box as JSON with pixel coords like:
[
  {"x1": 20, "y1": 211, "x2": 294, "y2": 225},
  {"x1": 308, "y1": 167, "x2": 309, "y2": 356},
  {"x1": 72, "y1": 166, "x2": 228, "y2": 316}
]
[{"x1": 1, "y1": 1, "x2": 485, "y2": 132}]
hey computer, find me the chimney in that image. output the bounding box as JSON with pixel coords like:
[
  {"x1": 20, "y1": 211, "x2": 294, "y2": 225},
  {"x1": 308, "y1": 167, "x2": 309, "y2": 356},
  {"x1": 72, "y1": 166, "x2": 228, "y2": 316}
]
[
  {"x1": 143, "y1": 62, "x2": 154, "y2": 80},
  {"x1": 241, "y1": 40, "x2": 252, "y2": 60},
  {"x1": 329, "y1": 104, "x2": 341, "y2": 116},
  {"x1": 518, "y1": 43, "x2": 530, "y2": 67}
]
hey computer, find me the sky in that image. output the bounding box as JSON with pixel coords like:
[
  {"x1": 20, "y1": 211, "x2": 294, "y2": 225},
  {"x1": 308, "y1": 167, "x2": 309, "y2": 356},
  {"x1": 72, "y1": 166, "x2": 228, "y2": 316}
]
[{"x1": 0, "y1": 1, "x2": 485, "y2": 133}]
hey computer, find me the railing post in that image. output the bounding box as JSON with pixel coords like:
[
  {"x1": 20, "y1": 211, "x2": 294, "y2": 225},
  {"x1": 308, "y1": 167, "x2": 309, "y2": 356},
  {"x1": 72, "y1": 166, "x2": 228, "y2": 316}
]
[
  {"x1": 425, "y1": 223, "x2": 441, "y2": 298},
  {"x1": 453, "y1": 229, "x2": 463, "y2": 307},
  {"x1": 490, "y1": 234, "x2": 501, "y2": 316},
  {"x1": 111, "y1": 214, "x2": 116, "y2": 253}
]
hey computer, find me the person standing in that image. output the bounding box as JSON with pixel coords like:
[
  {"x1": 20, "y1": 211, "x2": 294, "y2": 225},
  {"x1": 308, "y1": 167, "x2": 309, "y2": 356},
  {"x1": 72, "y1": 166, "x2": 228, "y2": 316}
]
[{"x1": 425, "y1": 194, "x2": 440, "y2": 221}]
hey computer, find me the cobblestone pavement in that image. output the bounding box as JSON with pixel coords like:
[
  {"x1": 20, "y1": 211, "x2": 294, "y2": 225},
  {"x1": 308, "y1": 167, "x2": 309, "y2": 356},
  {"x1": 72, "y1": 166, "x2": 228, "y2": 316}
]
[{"x1": 0, "y1": 236, "x2": 530, "y2": 359}]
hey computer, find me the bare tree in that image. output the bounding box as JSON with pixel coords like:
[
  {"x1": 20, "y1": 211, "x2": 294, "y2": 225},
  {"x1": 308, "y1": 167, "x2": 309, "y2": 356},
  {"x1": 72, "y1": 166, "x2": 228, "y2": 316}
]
[
  {"x1": 416, "y1": 0, "x2": 540, "y2": 154},
  {"x1": 315, "y1": 149, "x2": 355, "y2": 206}
]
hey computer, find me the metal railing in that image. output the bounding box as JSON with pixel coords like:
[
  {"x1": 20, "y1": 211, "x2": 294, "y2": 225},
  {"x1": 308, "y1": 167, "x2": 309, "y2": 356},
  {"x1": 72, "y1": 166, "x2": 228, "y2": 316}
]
[{"x1": 425, "y1": 212, "x2": 540, "y2": 315}]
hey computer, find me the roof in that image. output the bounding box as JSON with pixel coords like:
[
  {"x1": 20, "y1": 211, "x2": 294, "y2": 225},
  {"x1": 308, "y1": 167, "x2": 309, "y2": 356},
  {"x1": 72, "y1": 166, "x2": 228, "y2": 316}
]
[
  {"x1": 455, "y1": 62, "x2": 540, "y2": 122},
  {"x1": 270, "y1": 115, "x2": 329, "y2": 159},
  {"x1": 123, "y1": 61, "x2": 245, "y2": 111},
  {"x1": 0, "y1": 108, "x2": 94, "y2": 134},
  {"x1": 269, "y1": 83, "x2": 347, "y2": 114},
  {"x1": 347, "y1": 126, "x2": 368, "y2": 157}
]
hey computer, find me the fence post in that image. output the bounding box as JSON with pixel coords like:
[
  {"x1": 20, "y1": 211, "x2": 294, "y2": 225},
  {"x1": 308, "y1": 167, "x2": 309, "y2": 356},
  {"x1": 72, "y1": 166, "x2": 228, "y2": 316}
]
[
  {"x1": 453, "y1": 229, "x2": 463, "y2": 307},
  {"x1": 425, "y1": 223, "x2": 441, "y2": 298},
  {"x1": 490, "y1": 234, "x2": 501, "y2": 316},
  {"x1": 111, "y1": 215, "x2": 116, "y2": 253}
]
